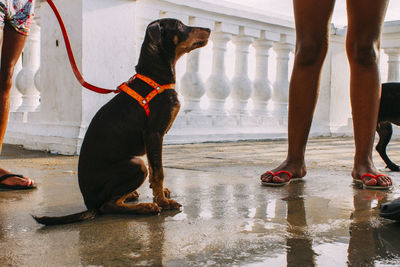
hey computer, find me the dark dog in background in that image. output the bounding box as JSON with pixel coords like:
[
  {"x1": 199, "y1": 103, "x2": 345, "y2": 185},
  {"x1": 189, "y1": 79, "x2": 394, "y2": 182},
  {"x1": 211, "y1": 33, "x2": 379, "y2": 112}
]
[
  {"x1": 376, "y1": 82, "x2": 400, "y2": 171},
  {"x1": 33, "y1": 18, "x2": 210, "y2": 225}
]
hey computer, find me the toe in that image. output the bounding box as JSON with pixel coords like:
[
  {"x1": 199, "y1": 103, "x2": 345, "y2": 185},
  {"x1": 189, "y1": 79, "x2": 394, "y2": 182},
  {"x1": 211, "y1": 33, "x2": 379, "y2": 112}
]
[
  {"x1": 260, "y1": 172, "x2": 273, "y2": 182},
  {"x1": 379, "y1": 176, "x2": 392, "y2": 186},
  {"x1": 272, "y1": 174, "x2": 290, "y2": 184},
  {"x1": 364, "y1": 177, "x2": 378, "y2": 186}
]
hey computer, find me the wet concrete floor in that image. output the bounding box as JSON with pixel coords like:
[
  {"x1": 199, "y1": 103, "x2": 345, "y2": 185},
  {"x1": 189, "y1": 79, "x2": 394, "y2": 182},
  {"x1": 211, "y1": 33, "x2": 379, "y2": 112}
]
[{"x1": 1, "y1": 137, "x2": 400, "y2": 266}]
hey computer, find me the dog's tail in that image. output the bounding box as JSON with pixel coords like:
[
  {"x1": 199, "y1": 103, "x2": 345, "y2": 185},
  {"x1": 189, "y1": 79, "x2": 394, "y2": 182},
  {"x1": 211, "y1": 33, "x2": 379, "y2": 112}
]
[{"x1": 32, "y1": 209, "x2": 97, "y2": 226}]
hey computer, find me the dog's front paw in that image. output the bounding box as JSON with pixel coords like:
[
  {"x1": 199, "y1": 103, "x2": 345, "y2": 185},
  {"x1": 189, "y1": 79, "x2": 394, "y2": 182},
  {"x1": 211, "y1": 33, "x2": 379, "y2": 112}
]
[
  {"x1": 143, "y1": 203, "x2": 161, "y2": 214},
  {"x1": 159, "y1": 199, "x2": 182, "y2": 210}
]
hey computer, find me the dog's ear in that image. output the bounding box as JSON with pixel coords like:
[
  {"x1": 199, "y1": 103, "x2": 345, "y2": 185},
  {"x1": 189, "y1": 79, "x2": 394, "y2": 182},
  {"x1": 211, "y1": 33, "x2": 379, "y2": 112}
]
[{"x1": 147, "y1": 22, "x2": 162, "y2": 44}]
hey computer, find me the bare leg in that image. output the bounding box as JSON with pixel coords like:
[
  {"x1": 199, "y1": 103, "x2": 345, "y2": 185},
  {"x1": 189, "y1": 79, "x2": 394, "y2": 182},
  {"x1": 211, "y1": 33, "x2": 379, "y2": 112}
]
[
  {"x1": 0, "y1": 23, "x2": 35, "y2": 187},
  {"x1": 346, "y1": 0, "x2": 391, "y2": 187},
  {"x1": 261, "y1": 0, "x2": 336, "y2": 184}
]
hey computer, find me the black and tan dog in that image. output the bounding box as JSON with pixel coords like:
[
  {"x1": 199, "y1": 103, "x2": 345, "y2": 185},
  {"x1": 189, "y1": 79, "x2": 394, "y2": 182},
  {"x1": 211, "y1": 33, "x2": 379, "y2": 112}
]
[
  {"x1": 33, "y1": 18, "x2": 210, "y2": 225},
  {"x1": 376, "y1": 82, "x2": 400, "y2": 171}
]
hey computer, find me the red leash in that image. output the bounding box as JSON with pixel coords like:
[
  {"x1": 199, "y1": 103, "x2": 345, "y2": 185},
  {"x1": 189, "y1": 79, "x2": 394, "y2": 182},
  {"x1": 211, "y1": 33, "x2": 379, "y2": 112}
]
[{"x1": 46, "y1": 0, "x2": 117, "y2": 94}]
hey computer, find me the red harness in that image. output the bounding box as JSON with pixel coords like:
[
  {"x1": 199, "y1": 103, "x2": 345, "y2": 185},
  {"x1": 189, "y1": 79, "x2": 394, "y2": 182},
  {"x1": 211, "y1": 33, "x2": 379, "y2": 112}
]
[{"x1": 117, "y1": 74, "x2": 175, "y2": 117}]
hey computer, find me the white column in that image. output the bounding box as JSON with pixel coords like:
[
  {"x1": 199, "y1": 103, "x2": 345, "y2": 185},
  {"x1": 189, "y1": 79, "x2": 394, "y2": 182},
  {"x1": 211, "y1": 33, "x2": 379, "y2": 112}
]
[
  {"x1": 15, "y1": 20, "x2": 41, "y2": 112},
  {"x1": 180, "y1": 49, "x2": 205, "y2": 113},
  {"x1": 252, "y1": 36, "x2": 274, "y2": 115},
  {"x1": 205, "y1": 31, "x2": 232, "y2": 114},
  {"x1": 384, "y1": 48, "x2": 400, "y2": 82},
  {"x1": 272, "y1": 36, "x2": 294, "y2": 118},
  {"x1": 180, "y1": 17, "x2": 213, "y2": 114},
  {"x1": 33, "y1": 2, "x2": 42, "y2": 111},
  {"x1": 230, "y1": 31, "x2": 253, "y2": 114},
  {"x1": 10, "y1": 56, "x2": 23, "y2": 112}
]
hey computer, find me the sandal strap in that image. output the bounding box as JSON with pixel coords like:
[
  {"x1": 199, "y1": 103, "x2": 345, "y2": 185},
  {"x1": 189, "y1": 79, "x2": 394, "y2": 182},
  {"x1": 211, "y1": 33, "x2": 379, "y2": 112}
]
[
  {"x1": 360, "y1": 173, "x2": 388, "y2": 181},
  {"x1": 265, "y1": 170, "x2": 293, "y2": 179},
  {"x1": 273, "y1": 170, "x2": 293, "y2": 179},
  {"x1": 0, "y1": 174, "x2": 24, "y2": 183}
]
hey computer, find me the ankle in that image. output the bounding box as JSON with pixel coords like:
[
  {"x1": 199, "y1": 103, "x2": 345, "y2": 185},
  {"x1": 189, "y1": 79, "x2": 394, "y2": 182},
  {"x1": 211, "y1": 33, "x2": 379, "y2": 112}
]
[{"x1": 283, "y1": 157, "x2": 305, "y2": 168}]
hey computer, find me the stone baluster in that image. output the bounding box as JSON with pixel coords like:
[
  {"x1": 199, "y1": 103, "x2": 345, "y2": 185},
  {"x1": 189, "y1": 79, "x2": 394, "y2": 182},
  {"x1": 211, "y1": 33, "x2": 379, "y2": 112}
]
[
  {"x1": 180, "y1": 17, "x2": 213, "y2": 114},
  {"x1": 206, "y1": 23, "x2": 234, "y2": 114},
  {"x1": 34, "y1": 3, "x2": 41, "y2": 111},
  {"x1": 16, "y1": 20, "x2": 41, "y2": 112},
  {"x1": 272, "y1": 35, "x2": 294, "y2": 119},
  {"x1": 384, "y1": 48, "x2": 400, "y2": 82},
  {"x1": 230, "y1": 27, "x2": 254, "y2": 115},
  {"x1": 252, "y1": 31, "x2": 279, "y2": 116},
  {"x1": 10, "y1": 56, "x2": 23, "y2": 112},
  {"x1": 180, "y1": 49, "x2": 204, "y2": 113}
]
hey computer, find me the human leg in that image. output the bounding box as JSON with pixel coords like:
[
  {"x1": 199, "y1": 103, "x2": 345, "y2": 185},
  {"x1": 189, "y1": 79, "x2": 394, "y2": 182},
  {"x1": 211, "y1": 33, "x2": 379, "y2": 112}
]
[
  {"x1": 346, "y1": 0, "x2": 391, "y2": 188},
  {"x1": 261, "y1": 0, "x2": 336, "y2": 185},
  {"x1": 0, "y1": 23, "x2": 35, "y2": 188}
]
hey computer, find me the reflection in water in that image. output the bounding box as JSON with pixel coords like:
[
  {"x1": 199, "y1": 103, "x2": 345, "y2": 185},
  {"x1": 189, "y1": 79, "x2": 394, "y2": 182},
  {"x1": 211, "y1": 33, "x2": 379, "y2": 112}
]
[
  {"x1": 284, "y1": 182, "x2": 316, "y2": 267},
  {"x1": 3, "y1": 167, "x2": 400, "y2": 266},
  {"x1": 0, "y1": 190, "x2": 36, "y2": 266},
  {"x1": 347, "y1": 189, "x2": 400, "y2": 266},
  {"x1": 77, "y1": 211, "x2": 178, "y2": 266}
]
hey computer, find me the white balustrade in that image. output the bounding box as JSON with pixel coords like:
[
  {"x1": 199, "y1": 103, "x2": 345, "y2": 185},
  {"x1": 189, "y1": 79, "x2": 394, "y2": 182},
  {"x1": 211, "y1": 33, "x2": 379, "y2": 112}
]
[
  {"x1": 5, "y1": 0, "x2": 400, "y2": 154},
  {"x1": 230, "y1": 28, "x2": 254, "y2": 115},
  {"x1": 34, "y1": 2, "x2": 42, "y2": 112},
  {"x1": 10, "y1": 57, "x2": 23, "y2": 112},
  {"x1": 384, "y1": 48, "x2": 400, "y2": 82},
  {"x1": 272, "y1": 35, "x2": 294, "y2": 120},
  {"x1": 180, "y1": 17, "x2": 213, "y2": 114},
  {"x1": 252, "y1": 31, "x2": 279, "y2": 116},
  {"x1": 205, "y1": 27, "x2": 233, "y2": 115},
  {"x1": 15, "y1": 20, "x2": 41, "y2": 112}
]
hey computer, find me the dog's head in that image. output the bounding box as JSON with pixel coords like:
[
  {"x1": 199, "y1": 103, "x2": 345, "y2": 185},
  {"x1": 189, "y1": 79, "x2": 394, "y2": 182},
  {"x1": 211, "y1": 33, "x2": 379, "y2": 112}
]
[{"x1": 143, "y1": 18, "x2": 211, "y2": 63}]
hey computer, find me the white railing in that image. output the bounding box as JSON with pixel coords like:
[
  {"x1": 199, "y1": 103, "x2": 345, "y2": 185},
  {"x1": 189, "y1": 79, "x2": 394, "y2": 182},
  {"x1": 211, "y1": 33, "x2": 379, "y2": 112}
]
[{"x1": 5, "y1": 0, "x2": 400, "y2": 154}]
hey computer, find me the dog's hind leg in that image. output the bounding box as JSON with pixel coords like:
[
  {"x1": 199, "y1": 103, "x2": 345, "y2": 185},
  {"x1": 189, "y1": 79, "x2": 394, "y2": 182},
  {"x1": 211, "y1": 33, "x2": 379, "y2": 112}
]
[
  {"x1": 98, "y1": 157, "x2": 160, "y2": 215},
  {"x1": 125, "y1": 190, "x2": 140, "y2": 202},
  {"x1": 376, "y1": 121, "x2": 399, "y2": 171},
  {"x1": 100, "y1": 194, "x2": 160, "y2": 215}
]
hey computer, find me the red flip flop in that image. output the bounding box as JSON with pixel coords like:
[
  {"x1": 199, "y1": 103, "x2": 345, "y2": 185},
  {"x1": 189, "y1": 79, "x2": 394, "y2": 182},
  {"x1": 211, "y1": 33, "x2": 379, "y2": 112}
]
[
  {"x1": 353, "y1": 173, "x2": 392, "y2": 190},
  {"x1": 261, "y1": 170, "x2": 301, "y2": 187}
]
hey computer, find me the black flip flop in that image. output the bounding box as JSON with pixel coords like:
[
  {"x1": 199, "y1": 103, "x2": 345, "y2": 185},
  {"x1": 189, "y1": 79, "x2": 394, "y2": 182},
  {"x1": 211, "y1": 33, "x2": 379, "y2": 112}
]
[
  {"x1": 380, "y1": 198, "x2": 400, "y2": 221},
  {"x1": 0, "y1": 174, "x2": 37, "y2": 190}
]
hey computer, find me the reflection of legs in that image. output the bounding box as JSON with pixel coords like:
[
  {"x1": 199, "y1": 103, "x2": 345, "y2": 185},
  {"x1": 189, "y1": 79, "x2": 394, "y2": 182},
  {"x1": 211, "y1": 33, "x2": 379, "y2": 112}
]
[
  {"x1": 261, "y1": 0, "x2": 336, "y2": 184},
  {"x1": 346, "y1": 0, "x2": 391, "y2": 187},
  {"x1": 347, "y1": 190, "x2": 377, "y2": 266},
  {"x1": 0, "y1": 24, "x2": 35, "y2": 187},
  {"x1": 98, "y1": 158, "x2": 160, "y2": 215},
  {"x1": 285, "y1": 183, "x2": 315, "y2": 266}
]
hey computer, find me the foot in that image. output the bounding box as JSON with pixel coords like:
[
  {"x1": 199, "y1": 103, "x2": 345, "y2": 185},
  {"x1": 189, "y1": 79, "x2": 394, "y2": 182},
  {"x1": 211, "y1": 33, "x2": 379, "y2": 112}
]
[
  {"x1": 138, "y1": 203, "x2": 161, "y2": 214},
  {"x1": 260, "y1": 160, "x2": 306, "y2": 185},
  {"x1": 0, "y1": 168, "x2": 35, "y2": 187},
  {"x1": 156, "y1": 198, "x2": 182, "y2": 210},
  {"x1": 352, "y1": 165, "x2": 392, "y2": 188}
]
